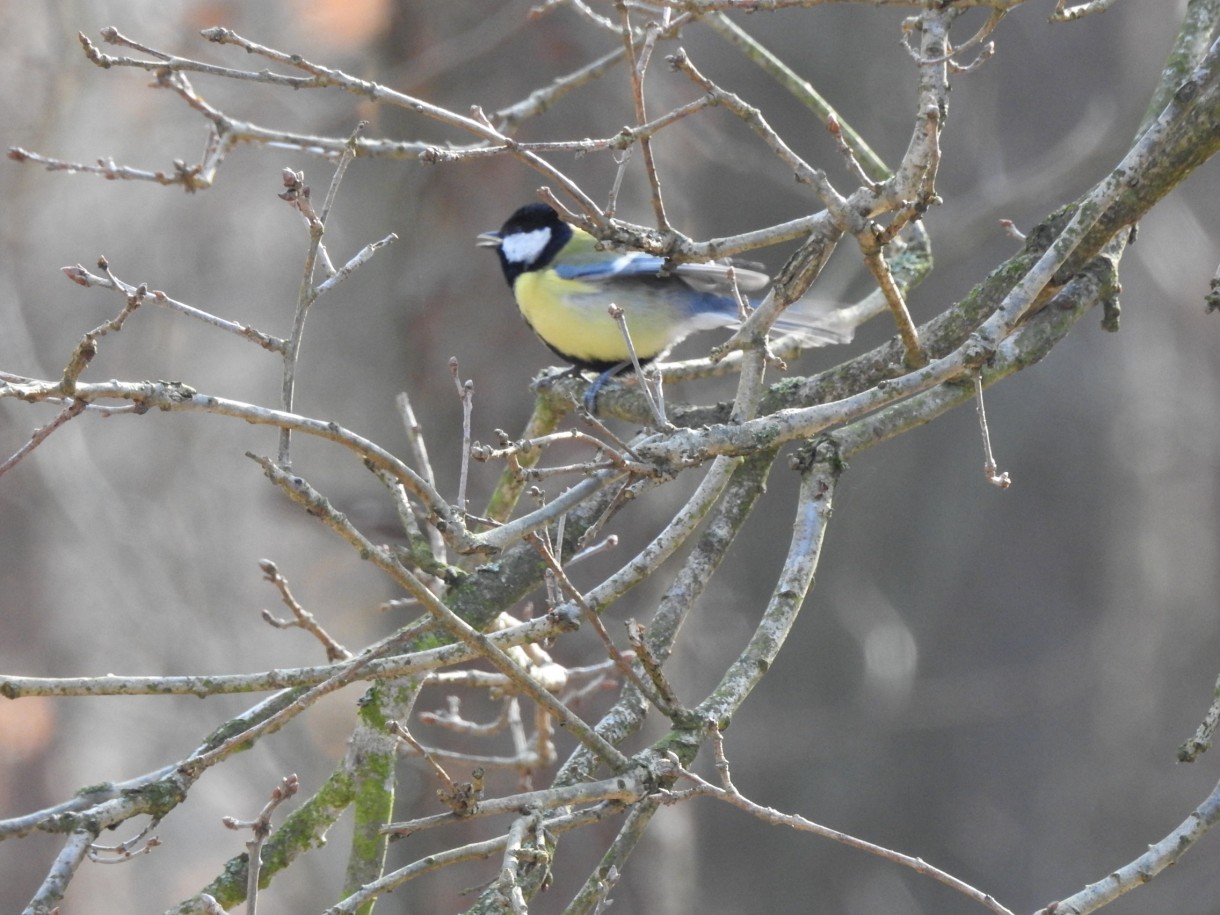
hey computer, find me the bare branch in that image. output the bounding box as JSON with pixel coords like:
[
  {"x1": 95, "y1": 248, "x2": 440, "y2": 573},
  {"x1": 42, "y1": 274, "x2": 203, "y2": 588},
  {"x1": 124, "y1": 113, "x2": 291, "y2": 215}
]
[
  {"x1": 222, "y1": 774, "x2": 300, "y2": 915},
  {"x1": 258, "y1": 560, "x2": 351, "y2": 661},
  {"x1": 1179, "y1": 670, "x2": 1220, "y2": 762},
  {"x1": 59, "y1": 260, "x2": 286, "y2": 352},
  {"x1": 1051, "y1": 0, "x2": 1121, "y2": 23},
  {"x1": 972, "y1": 371, "x2": 1012, "y2": 489},
  {"x1": 668, "y1": 734, "x2": 1017, "y2": 915},
  {"x1": 0, "y1": 398, "x2": 86, "y2": 479},
  {"x1": 1038, "y1": 776, "x2": 1220, "y2": 914}
]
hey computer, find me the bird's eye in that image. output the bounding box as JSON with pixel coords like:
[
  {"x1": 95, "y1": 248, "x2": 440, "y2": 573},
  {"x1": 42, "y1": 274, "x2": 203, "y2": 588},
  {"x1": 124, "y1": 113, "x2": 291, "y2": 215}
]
[{"x1": 501, "y1": 227, "x2": 552, "y2": 265}]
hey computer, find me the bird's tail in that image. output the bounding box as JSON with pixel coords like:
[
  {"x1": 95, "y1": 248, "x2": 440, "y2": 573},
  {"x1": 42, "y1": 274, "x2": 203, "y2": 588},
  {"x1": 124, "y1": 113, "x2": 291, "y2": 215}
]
[{"x1": 769, "y1": 298, "x2": 857, "y2": 346}]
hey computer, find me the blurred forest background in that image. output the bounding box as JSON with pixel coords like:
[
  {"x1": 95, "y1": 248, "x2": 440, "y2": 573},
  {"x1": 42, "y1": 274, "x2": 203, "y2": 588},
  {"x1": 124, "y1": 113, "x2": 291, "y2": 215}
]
[{"x1": 2, "y1": 1, "x2": 1219, "y2": 913}]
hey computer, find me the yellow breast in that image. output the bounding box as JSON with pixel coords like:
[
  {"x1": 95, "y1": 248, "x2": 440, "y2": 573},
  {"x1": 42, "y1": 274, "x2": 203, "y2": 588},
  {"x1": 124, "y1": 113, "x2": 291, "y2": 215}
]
[{"x1": 514, "y1": 271, "x2": 680, "y2": 365}]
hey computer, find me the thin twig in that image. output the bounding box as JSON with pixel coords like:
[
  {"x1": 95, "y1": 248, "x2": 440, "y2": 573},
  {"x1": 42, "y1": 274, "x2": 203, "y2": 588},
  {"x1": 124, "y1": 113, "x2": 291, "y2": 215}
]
[
  {"x1": 276, "y1": 169, "x2": 317, "y2": 467},
  {"x1": 527, "y1": 532, "x2": 664, "y2": 710},
  {"x1": 383, "y1": 772, "x2": 650, "y2": 839},
  {"x1": 618, "y1": 3, "x2": 670, "y2": 229},
  {"x1": 59, "y1": 260, "x2": 285, "y2": 351},
  {"x1": 396, "y1": 392, "x2": 438, "y2": 492},
  {"x1": 389, "y1": 721, "x2": 470, "y2": 805},
  {"x1": 973, "y1": 371, "x2": 1011, "y2": 489},
  {"x1": 396, "y1": 391, "x2": 449, "y2": 561},
  {"x1": 222, "y1": 774, "x2": 300, "y2": 915},
  {"x1": 314, "y1": 233, "x2": 397, "y2": 297},
  {"x1": 625, "y1": 620, "x2": 682, "y2": 712},
  {"x1": 607, "y1": 304, "x2": 668, "y2": 426},
  {"x1": 59, "y1": 258, "x2": 147, "y2": 392},
  {"x1": 258, "y1": 560, "x2": 351, "y2": 661},
  {"x1": 450, "y1": 358, "x2": 475, "y2": 510},
  {"x1": 419, "y1": 695, "x2": 513, "y2": 736},
  {"x1": 862, "y1": 247, "x2": 926, "y2": 367},
  {"x1": 705, "y1": 12, "x2": 891, "y2": 181},
  {"x1": 0, "y1": 398, "x2": 86, "y2": 479},
  {"x1": 317, "y1": 122, "x2": 366, "y2": 236},
  {"x1": 200, "y1": 26, "x2": 600, "y2": 216},
  {"x1": 573, "y1": 452, "x2": 741, "y2": 614},
  {"x1": 667, "y1": 738, "x2": 1016, "y2": 915},
  {"x1": 475, "y1": 428, "x2": 641, "y2": 473},
  {"x1": 86, "y1": 821, "x2": 162, "y2": 863},
  {"x1": 250, "y1": 458, "x2": 630, "y2": 772}
]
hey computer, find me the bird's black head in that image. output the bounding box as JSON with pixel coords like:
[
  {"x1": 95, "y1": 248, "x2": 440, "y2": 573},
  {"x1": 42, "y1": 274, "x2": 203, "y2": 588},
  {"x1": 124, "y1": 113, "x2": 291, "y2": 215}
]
[{"x1": 476, "y1": 203, "x2": 573, "y2": 285}]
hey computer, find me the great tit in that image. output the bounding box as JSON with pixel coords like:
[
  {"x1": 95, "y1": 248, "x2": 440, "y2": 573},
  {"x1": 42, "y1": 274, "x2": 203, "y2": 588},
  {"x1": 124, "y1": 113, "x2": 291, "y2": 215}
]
[{"x1": 477, "y1": 203, "x2": 851, "y2": 402}]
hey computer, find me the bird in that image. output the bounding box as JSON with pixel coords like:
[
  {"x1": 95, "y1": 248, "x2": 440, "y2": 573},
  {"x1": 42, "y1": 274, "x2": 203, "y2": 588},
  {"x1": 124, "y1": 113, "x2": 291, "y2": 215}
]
[{"x1": 477, "y1": 202, "x2": 852, "y2": 406}]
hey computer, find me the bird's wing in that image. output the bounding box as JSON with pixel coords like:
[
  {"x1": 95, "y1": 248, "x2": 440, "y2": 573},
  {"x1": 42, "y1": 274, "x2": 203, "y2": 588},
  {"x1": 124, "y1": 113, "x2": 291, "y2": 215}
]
[
  {"x1": 671, "y1": 261, "x2": 770, "y2": 294},
  {"x1": 551, "y1": 251, "x2": 667, "y2": 281},
  {"x1": 553, "y1": 252, "x2": 770, "y2": 295}
]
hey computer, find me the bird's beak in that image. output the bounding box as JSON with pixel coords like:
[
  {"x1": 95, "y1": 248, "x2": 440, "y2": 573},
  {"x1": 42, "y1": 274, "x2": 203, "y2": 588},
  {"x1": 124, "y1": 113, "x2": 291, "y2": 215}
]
[{"x1": 475, "y1": 232, "x2": 502, "y2": 248}]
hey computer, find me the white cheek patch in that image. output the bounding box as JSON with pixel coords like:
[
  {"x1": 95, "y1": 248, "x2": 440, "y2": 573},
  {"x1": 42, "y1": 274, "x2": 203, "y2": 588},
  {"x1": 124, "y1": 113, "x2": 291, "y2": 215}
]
[{"x1": 500, "y1": 227, "x2": 552, "y2": 265}]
